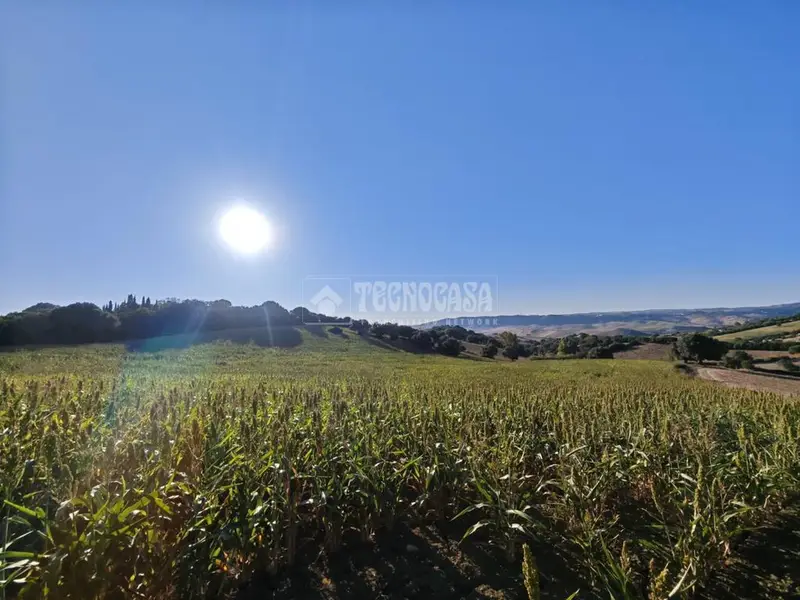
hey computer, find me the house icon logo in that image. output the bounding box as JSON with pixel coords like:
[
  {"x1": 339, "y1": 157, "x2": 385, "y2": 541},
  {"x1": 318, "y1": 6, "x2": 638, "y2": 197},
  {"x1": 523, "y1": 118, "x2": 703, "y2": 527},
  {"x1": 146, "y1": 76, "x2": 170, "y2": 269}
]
[
  {"x1": 310, "y1": 285, "x2": 343, "y2": 317},
  {"x1": 303, "y1": 277, "x2": 352, "y2": 324}
]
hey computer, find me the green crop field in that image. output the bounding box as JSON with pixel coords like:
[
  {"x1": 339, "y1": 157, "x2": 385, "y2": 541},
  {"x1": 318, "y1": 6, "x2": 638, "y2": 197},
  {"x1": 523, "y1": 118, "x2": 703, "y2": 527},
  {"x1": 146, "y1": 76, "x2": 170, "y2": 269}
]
[
  {"x1": 714, "y1": 319, "x2": 800, "y2": 342},
  {"x1": 1, "y1": 331, "x2": 799, "y2": 599}
]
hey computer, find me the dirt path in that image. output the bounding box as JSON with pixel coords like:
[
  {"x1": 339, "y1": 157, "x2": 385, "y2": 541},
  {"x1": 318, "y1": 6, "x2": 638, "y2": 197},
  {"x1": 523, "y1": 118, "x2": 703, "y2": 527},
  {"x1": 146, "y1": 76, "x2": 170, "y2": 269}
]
[{"x1": 696, "y1": 367, "x2": 800, "y2": 396}]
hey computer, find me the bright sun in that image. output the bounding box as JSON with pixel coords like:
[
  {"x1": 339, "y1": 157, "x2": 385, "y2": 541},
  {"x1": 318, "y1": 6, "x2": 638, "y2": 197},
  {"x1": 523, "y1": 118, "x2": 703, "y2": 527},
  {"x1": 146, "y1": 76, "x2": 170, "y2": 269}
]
[{"x1": 219, "y1": 205, "x2": 273, "y2": 255}]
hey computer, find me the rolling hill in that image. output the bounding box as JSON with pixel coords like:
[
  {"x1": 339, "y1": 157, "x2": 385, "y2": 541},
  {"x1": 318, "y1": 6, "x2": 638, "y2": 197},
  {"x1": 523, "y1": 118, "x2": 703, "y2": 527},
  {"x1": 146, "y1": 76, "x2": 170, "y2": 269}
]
[
  {"x1": 714, "y1": 319, "x2": 800, "y2": 342},
  {"x1": 422, "y1": 301, "x2": 800, "y2": 338}
]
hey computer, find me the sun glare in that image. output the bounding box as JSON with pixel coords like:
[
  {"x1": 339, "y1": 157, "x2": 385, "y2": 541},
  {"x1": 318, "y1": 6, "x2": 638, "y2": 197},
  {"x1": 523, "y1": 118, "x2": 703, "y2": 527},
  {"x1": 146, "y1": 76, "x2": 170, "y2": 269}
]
[{"x1": 219, "y1": 205, "x2": 272, "y2": 255}]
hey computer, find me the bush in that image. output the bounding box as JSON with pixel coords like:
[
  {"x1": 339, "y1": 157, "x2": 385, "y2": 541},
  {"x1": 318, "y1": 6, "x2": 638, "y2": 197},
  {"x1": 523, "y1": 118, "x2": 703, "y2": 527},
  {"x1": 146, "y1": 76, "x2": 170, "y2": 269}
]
[
  {"x1": 789, "y1": 345, "x2": 800, "y2": 355},
  {"x1": 328, "y1": 326, "x2": 343, "y2": 335},
  {"x1": 444, "y1": 326, "x2": 469, "y2": 341},
  {"x1": 723, "y1": 350, "x2": 753, "y2": 370},
  {"x1": 502, "y1": 344, "x2": 521, "y2": 361},
  {"x1": 778, "y1": 357, "x2": 800, "y2": 373},
  {"x1": 481, "y1": 344, "x2": 498, "y2": 359},
  {"x1": 557, "y1": 337, "x2": 579, "y2": 356},
  {"x1": 410, "y1": 330, "x2": 434, "y2": 351},
  {"x1": 586, "y1": 346, "x2": 613, "y2": 359},
  {"x1": 350, "y1": 319, "x2": 370, "y2": 335},
  {"x1": 397, "y1": 325, "x2": 416, "y2": 339},
  {"x1": 437, "y1": 337, "x2": 463, "y2": 357}
]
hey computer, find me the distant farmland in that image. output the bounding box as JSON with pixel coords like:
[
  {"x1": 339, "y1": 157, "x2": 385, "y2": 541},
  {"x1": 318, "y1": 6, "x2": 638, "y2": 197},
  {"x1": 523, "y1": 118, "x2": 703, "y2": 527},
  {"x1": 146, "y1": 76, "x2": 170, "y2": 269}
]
[{"x1": 715, "y1": 320, "x2": 800, "y2": 342}]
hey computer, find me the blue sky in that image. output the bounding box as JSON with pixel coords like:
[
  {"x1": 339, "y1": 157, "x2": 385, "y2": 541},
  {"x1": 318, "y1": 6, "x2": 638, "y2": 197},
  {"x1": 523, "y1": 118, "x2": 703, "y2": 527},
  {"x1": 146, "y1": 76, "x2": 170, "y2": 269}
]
[{"x1": 1, "y1": 3, "x2": 798, "y2": 317}]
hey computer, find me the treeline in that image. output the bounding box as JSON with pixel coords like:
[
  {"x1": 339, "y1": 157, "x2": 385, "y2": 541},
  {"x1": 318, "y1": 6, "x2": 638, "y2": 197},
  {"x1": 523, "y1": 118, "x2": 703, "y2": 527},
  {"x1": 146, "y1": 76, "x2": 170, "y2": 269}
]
[
  {"x1": 2, "y1": 295, "x2": 709, "y2": 362},
  {"x1": 485, "y1": 331, "x2": 644, "y2": 361},
  {"x1": 728, "y1": 338, "x2": 799, "y2": 352},
  {"x1": 0, "y1": 297, "x2": 302, "y2": 347}
]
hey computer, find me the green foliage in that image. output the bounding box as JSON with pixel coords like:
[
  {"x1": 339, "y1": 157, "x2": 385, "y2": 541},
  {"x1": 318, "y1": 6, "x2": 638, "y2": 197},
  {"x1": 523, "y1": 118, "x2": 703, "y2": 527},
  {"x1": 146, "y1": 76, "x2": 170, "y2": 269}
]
[
  {"x1": 497, "y1": 331, "x2": 519, "y2": 348},
  {"x1": 673, "y1": 333, "x2": 728, "y2": 363},
  {"x1": 0, "y1": 346, "x2": 798, "y2": 599},
  {"x1": 586, "y1": 346, "x2": 613, "y2": 359},
  {"x1": 410, "y1": 330, "x2": 434, "y2": 351},
  {"x1": 713, "y1": 312, "x2": 800, "y2": 339},
  {"x1": 437, "y1": 337, "x2": 463, "y2": 356},
  {"x1": 557, "y1": 337, "x2": 579, "y2": 356},
  {"x1": 481, "y1": 344, "x2": 498, "y2": 359},
  {"x1": 0, "y1": 297, "x2": 300, "y2": 347},
  {"x1": 777, "y1": 357, "x2": 800, "y2": 373},
  {"x1": 723, "y1": 350, "x2": 754, "y2": 370},
  {"x1": 467, "y1": 332, "x2": 490, "y2": 344}
]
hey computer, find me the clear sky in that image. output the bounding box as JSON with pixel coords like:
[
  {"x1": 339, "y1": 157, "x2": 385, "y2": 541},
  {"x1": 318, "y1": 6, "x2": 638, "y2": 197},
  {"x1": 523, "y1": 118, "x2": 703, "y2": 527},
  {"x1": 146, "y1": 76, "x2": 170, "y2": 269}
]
[{"x1": 1, "y1": 3, "x2": 798, "y2": 317}]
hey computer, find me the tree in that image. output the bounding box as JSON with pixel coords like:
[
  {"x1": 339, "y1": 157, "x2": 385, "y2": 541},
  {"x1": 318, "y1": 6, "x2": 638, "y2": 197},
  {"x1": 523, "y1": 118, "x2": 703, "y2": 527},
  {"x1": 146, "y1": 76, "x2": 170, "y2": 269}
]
[
  {"x1": 723, "y1": 350, "x2": 753, "y2": 370},
  {"x1": 410, "y1": 330, "x2": 434, "y2": 351},
  {"x1": 497, "y1": 331, "x2": 519, "y2": 348},
  {"x1": 778, "y1": 357, "x2": 800, "y2": 373},
  {"x1": 502, "y1": 344, "x2": 521, "y2": 361},
  {"x1": 444, "y1": 326, "x2": 469, "y2": 341},
  {"x1": 790, "y1": 345, "x2": 800, "y2": 355},
  {"x1": 437, "y1": 337, "x2": 463, "y2": 356},
  {"x1": 557, "y1": 336, "x2": 579, "y2": 356},
  {"x1": 586, "y1": 346, "x2": 613, "y2": 359},
  {"x1": 397, "y1": 325, "x2": 415, "y2": 339},
  {"x1": 481, "y1": 344, "x2": 498, "y2": 359},
  {"x1": 673, "y1": 333, "x2": 728, "y2": 364},
  {"x1": 350, "y1": 319, "x2": 370, "y2": 335},
  {"x1": 48, "y1": 303, "x2": 119, "y2": 344}
]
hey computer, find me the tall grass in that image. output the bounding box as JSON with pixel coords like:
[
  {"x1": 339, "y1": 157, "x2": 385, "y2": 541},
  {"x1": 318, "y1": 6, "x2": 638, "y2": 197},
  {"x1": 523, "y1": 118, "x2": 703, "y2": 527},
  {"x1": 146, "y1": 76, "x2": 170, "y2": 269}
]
[{"x1": 0, "y1": 347, "x2": 798, "y2": 598}]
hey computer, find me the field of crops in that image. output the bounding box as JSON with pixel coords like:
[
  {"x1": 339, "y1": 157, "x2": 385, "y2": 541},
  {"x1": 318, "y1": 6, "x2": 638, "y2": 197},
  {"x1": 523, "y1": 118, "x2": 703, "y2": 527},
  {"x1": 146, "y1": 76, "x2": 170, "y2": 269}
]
[{"x1": 1, "y1": 335, "x2": 799, "y2": 599}]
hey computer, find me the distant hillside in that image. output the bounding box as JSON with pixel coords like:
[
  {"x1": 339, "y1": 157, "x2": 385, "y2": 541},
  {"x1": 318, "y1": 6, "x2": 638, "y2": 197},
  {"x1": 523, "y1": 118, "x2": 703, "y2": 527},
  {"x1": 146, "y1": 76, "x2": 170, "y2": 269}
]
[
  {"x1": 714, "y1": 319, "x2": 800, "y2": 343},
  {"x1": 422, "y1": 302, "x2": 800, "y2": 339}
]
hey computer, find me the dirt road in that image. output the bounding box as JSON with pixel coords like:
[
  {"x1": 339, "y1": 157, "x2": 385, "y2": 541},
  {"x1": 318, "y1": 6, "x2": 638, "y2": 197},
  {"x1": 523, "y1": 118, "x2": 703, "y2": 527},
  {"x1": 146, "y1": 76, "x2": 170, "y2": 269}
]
[{"x1": 696, "y1": 367, "x2": 800, "y2": 396}]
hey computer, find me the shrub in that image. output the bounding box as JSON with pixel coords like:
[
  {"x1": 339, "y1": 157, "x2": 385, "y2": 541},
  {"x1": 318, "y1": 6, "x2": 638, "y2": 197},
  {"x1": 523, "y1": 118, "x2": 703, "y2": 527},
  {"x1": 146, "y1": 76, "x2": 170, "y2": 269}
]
[
  {"x1": 723, "y1": 350, "x2": 753, "y2": 370},
  {"x1": 586, "y1": 346, "x2": 613, "y2": 359},
  {"x1": 481, "y1": 344, "x2": 498, "y2": 359},
  {"x1": 778, "y1": 357, "x2": 800, "y2": 373},
  {"x1": 437, "y1": 337, "x2": 463, "y2": 357},
  {"x1": 410, "y1": 330, "x2": 434, "y2": 351},
  {"x1": 350, "y1": 319, "x2": 371, "y2": 335},
  {"x1": 502, "y1": 344, "x2": 521, "y2": 361},
  {"x1": 557, "y1": 337, "x2": 579, "y2": 356},
  {"x1": 397, "y1": 325, "x2": 416, "y2": 339}
]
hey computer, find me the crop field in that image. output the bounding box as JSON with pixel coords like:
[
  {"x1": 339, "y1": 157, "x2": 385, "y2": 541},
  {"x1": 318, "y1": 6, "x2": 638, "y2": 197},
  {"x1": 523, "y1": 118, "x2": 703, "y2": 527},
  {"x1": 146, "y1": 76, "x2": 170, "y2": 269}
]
[{"x1": 1, "y1": 333, "x2": 799, "y2": 599}]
